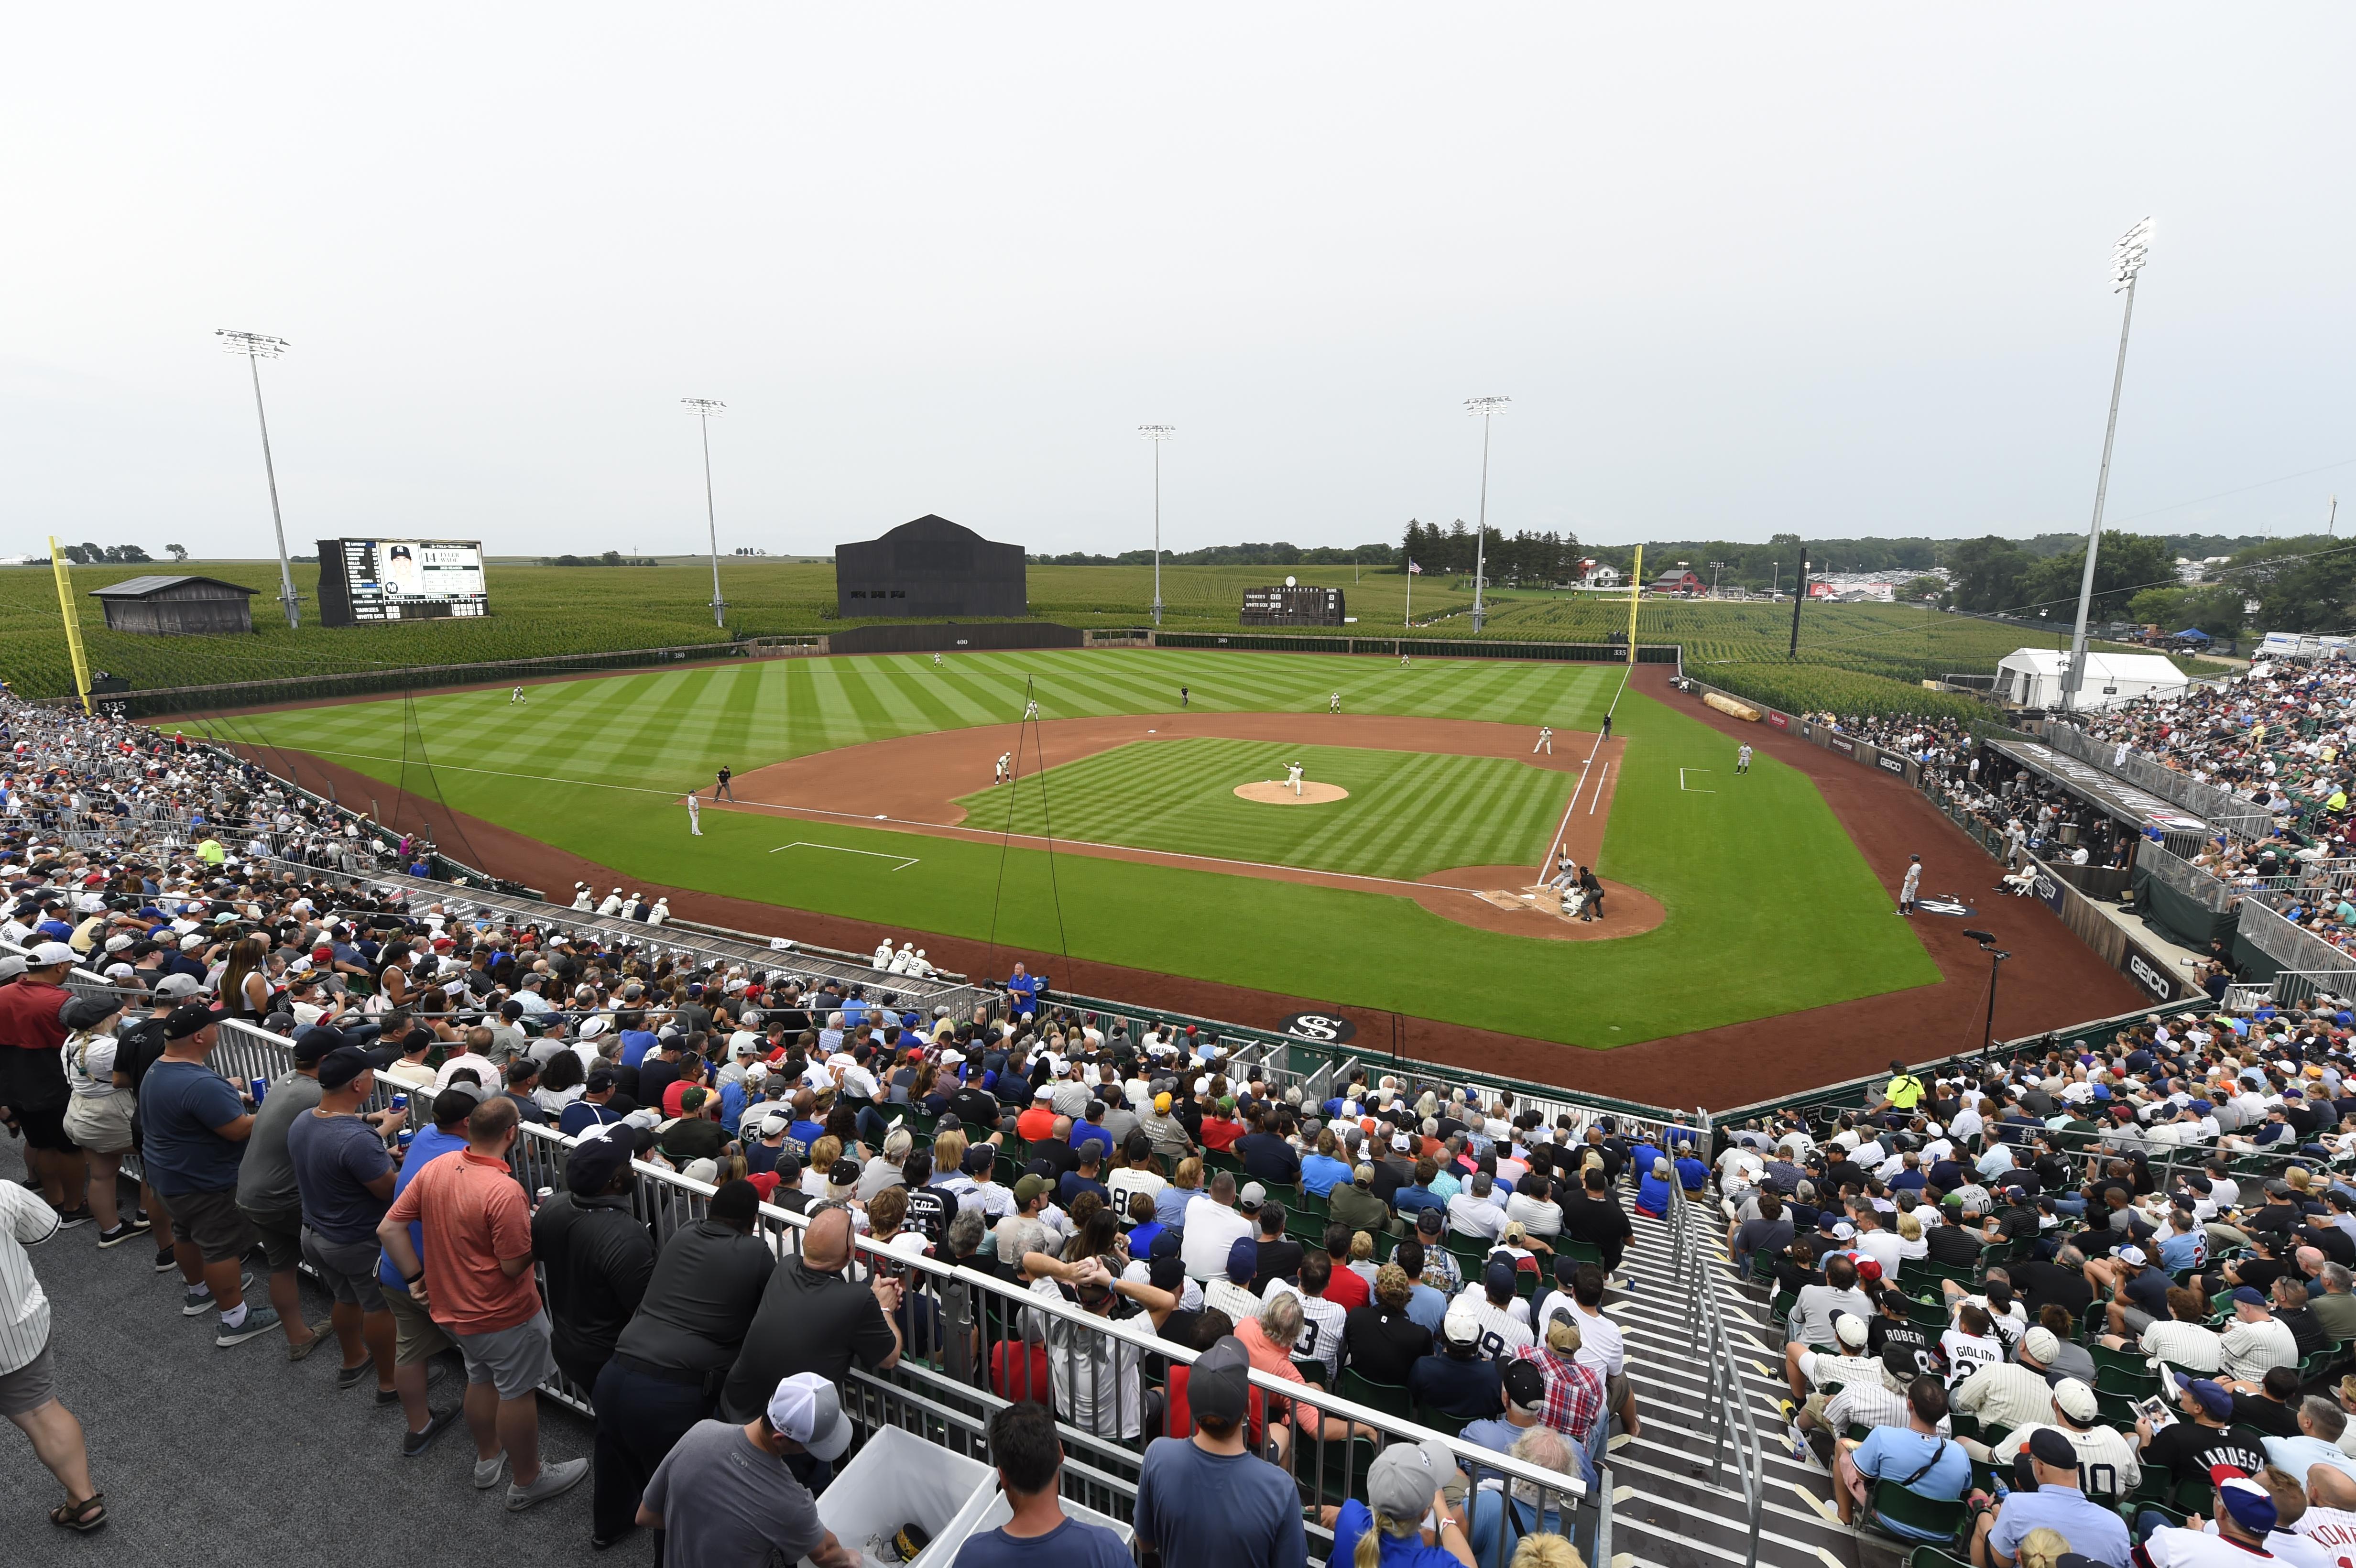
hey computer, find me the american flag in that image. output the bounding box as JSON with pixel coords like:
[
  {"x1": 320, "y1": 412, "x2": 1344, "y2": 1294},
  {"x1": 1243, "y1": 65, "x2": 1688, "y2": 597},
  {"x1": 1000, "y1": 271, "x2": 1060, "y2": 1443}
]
[{"x1": 1407, "y1": 560, "x2": 1422, "y2": 575}]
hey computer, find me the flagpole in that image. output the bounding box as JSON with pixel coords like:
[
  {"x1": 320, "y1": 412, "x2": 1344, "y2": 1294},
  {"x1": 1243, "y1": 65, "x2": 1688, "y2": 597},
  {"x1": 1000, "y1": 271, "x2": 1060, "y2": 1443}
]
[{"x1": 1405, "y1": 560, "x2": 1412, "y2": 627}]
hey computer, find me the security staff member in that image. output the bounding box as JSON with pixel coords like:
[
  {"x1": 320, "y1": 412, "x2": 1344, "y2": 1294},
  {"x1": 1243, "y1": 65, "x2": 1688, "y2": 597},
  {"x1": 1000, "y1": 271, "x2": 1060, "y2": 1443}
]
[{"x1": 1876, "y1": 1060, "x2": 1926, "y2": 1122}]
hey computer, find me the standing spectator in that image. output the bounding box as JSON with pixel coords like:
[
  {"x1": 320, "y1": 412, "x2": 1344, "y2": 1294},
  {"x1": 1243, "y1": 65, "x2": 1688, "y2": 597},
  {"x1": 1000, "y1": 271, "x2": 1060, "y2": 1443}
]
[
  {"x1": 956, "y1": 1400, "x2": 1131, "y2": 1568},
  {"x1": 234, "y1": 1025, "x2": 336, "y2": 1359},
  {"x1": 141, "y1": 1003, "x2": 280, "y2": 1344},
  {"x1": 532, "y1": 1132, "x2": 655, "y2": 1395},
  {"x1": 594, "y1": 1178, "x2": 776, "y2": 1552},
  {"x1": 285, "y1": 1046, "x2": 406, "y2": 1398},
  {"x1": 1133, "y1": 1336, "x2": 1307, "y2": 1568},
  {"x1": 717, "y1": 1205, "x2": 902, "y2": 1423},
  {"x1": 378, "y1": 1095, "x2": 589, "y2": 1510},
  {"x1": 0, "y1": 944, "x2": 87, "y2": 1222},
  {"x1": 375, "y1": 1086, "x2": 472, "y2": 1457},
  {"x1": 636, "y1": 1371, "x2": 856, "y2": 1568},
  {"x1": 0, "y1": 1179, "x2": 103, "y2": 1530}
]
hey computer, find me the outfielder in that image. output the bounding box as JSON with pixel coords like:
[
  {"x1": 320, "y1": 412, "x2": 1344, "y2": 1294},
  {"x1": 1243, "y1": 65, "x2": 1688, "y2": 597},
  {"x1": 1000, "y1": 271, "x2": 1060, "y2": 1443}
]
[
  {"x1": 1400, "y1": 653, "x2": 1409, "y2": 667},
  {"x1": 510, "y1": 686, "x2": 526, "y2": 704},
  {"x1": 1736, "y1": 743, "x2": 1753, "y2": 774},
  {"x1": 995, "y1": 752, "x2": 1012, "y2": 784},
  {"x1": 1328, "y1": 691, "x2": 1342, "y2": 713},
  {"x1": 686, "y1": 793, "x2": 702, "y2": 836},
  {"x1": 1898, "y1": 854, "x2": 1921, "y2": 916},
  {"x1": 1179, "y1": 685, "x2": 1189, "y2": 708},
  {"x1": 933, "y1": 653, "x2": 942, "y2": 667},
  {"x1": 1023, "y1": 698, "x2": 1040, "y2": 721},
  {"x1": 1534, "y1": 726, "x2": 1553, "y2": 755},
  {"x1": 1285, "y1": 762, "x2": 1305, "y2": 796}
]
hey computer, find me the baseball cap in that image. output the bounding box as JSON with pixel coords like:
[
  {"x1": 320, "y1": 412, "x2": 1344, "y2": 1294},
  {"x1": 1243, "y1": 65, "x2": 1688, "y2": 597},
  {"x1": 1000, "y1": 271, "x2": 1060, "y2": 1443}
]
[
  {"x1": 1833, "y1": 1315, "x2": 1868, "y2": 1349},
  {"x1": 1484, "y1": 1259, "x2": 1517, "y2": 1296},
  {"x1": 2231, "y1": 1286, "x2": 2268, "y2": 1308},
  {"x1": 1443, "y1": 1296, "x2": 1483, "y2": 1346},
  {"x1": 566, "y1": 1133, "x2": 633, "y2": 1195},
  {"x1": 1189, "y1": 1336, "x2": 1252, "y2": 1425},
  {"x1": 1416, "y1": 1208, "x2": 1444, "y2": 1237},
  {"x1": 2216, "y1": 1475, "x2": 2280, "y2": 1536},
  {"x1": 1365, "y1": 1439, "x2": 1460, "y2": 1522},
  {"x1": 1502, "y1": 1359, "x2": 1547, "y2": 1414},
  {"x1": 1148, "y1": 1255, "x2": 1185, "y2": 1293},
  {"x1": 2022, "y1": 1327, "x2": 2060, "y2": 1365},
  {"x1": 28, "y1": 941, "x2": 75, "y2": 967},
  {"x1": 765, "y1": 1372, "x2": 852, "y2": 1461},
  {"x1": 2052, "y1": 1378, "x2": 2099, "y2": 1425},
  {"x1": 316, "y1": 1046, "x2": 372, "y2": 1092},
  {"x1": 1226, "y1": 1236, "x2": 1258, "y2": 1284},
  {"x1": 964, "y1": 1144, "x2": 996, "y2": 1176},
  {"x1": 829, "y1": 1158, "x2": 859, "y2": 1189},
  {"x1": 2114, "y1": 1245, "x2": 2147, "y2": 1266},
  {"x1": 162, "y1": 1002, "x2": 218, "y2": 1040},
  {"x1": 1238, "y1": 1182, "x2": 1266, "y2": 1214},
  {"x1": 2026, "y1": 1427, "x2": 2078, "y2": 1469},
  {"x1": 1013, "y1": 1174, "x2": 1049, "y2": 1208}
]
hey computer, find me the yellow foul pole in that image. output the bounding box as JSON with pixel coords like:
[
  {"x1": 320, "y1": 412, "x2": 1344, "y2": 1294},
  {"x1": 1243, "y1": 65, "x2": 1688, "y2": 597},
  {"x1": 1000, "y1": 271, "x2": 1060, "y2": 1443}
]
[
  {"x1": 1625, "y1": 545, "x2": 1643, "y2": 664},
  {"x1": 48, "y1": 538, "x2": 91, "y2": 715}
]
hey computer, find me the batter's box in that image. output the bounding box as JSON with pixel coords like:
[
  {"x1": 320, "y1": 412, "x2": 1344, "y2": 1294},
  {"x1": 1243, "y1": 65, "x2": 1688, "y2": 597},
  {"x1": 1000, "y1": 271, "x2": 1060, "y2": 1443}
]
[{"x1": 769, "y1": 840, "x2": 919, "y2": 872}]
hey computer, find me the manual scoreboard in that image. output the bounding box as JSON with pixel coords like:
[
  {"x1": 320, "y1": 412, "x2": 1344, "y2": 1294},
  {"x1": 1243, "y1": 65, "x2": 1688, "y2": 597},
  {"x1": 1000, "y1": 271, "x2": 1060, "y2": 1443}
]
[{"x1": 1241, "y1": 585, "x2": 1345, "y2": 626}]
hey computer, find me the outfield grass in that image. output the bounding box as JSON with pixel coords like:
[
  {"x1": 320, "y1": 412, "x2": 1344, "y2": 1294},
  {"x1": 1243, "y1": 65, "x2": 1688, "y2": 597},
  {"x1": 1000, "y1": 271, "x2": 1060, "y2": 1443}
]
[
  {"x1": 185, "y1": 647, "x2": 1941, "y2": 1048},
  {"x1": 952, "y1": 739, "x2": 1569, "y2": 881}
]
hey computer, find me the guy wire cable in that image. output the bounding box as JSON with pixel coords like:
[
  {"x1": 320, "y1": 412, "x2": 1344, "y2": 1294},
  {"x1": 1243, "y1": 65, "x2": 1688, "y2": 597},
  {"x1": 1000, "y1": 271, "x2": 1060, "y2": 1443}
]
[{"x1": 1024, "y1": 675, "x2": 1070, "y2": 958}]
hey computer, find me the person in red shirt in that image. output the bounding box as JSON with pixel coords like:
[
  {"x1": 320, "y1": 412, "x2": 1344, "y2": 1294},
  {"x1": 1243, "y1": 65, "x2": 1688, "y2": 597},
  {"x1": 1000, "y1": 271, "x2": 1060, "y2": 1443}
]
[
  {"x1": 378, "y1": 1096, "x2": 587, "y2": 1511},
  {"x1": 1197, "y1": 1098, "x2": 1245, "y2": 1153},
  {"x1": 1015, "y1": 1086, "x2": 1058, "y2": 1143},
  {"x1": 1318, "y1": 1224, "x2": 1371, "y2": 1311},
  {"x1": 0, "y1": 945, "x2": 87, "y2": 1220}
]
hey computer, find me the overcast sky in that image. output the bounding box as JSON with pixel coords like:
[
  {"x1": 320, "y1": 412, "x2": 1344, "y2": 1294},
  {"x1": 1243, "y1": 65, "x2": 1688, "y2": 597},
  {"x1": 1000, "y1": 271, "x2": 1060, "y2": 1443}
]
[{"x1": 7, "y1": 6, "x2": 2350, "y2": 560}]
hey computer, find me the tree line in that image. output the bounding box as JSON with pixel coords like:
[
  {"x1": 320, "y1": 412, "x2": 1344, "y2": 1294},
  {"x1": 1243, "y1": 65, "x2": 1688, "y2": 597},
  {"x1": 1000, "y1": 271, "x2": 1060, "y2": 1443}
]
[{"x1": 49, "y1": 544, "x2": 188, "y2": 566}]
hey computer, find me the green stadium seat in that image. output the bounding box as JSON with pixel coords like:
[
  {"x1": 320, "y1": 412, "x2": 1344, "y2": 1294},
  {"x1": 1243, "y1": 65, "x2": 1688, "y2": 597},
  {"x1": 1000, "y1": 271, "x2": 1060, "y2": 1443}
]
[
  {"x1": 1336, "y1": 1369, "x2": 1414, "y2": 1420},
  {"x1": 1862, "y1": 1479, "x2": 1967, "y2": 1546}
]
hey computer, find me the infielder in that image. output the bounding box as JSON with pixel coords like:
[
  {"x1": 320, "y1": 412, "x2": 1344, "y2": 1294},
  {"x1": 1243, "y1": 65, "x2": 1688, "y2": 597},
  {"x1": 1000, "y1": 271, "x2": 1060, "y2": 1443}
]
[
  {"x1": 509, "y1": 686, "x2": 526, "y2": 704},
  {"x1": 686, "y1": 793, "x2": 702, "y2": 836},
  {"x1": 1534, "y1": 726, "x2": 1553, "y2": 755},
  {"x1": 1328, "y1": 691, "x2": 1342, "y2": 713},
  {"x1": 1898, "y1": 854, "x2": 1921, "y2": 916},
  {"x1": 1285, "y1": 762, "x2": 1305, "y2": 796},
  {"x1": 995, "y1": 752, "x2": 1012, "y2": 784},
  {"x1": 1736, "y1": 743, "x2": 1753, "y2": 774},
  {"x1": 1023, "y1": 698, "x2": 1040, "y2": 721}
]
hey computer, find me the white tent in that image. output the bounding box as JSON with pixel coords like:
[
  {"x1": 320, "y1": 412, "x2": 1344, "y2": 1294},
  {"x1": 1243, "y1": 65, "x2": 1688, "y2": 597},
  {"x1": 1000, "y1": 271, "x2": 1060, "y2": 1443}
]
[{"x1": 1996, "y1": 647, "x2": 2191, "y2": 711}]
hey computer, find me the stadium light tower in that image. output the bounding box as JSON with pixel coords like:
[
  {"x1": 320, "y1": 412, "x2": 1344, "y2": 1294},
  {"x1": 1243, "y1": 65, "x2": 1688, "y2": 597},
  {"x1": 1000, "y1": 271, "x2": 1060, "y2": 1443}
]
[
  {"x1": 1139, "y1": 425, "x2": 1175, "y2": 625},
  {"x1": 1465, "y1": 397, "x2": 1509, "y2": 632},
  {"x1": 2060, "y1": 217, "x2": 2154, "y2": 716},
  {"x1": 682, "y1": 398, "x2": 727, "y2": 627},
  {"x1": 216, "y1": 329, "x2": 301, "y2": 629}
]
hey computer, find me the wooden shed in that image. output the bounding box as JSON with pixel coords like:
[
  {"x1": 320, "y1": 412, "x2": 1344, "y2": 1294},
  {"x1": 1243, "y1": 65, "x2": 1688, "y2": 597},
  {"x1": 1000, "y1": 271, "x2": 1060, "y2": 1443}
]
[{"x1": 88, "y1": 575, "x2": 260, "y2": 635}]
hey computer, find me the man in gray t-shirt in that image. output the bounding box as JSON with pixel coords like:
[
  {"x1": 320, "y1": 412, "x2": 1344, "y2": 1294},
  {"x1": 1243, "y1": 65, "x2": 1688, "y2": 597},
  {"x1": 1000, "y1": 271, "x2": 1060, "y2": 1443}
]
[{"x1": 639, "y1": 1373, "x2": 855, "y2": 1568}]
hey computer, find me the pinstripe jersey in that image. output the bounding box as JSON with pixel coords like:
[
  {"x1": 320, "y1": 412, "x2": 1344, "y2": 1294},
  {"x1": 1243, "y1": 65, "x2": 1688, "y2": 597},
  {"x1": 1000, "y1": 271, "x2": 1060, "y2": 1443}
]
[
  {"x1": 0, "y1": 1181, "x2": 60, "y2": 1374},
  {"x1": 1451, "y1": 1287, "x2": 1535, "y2": 1360}
]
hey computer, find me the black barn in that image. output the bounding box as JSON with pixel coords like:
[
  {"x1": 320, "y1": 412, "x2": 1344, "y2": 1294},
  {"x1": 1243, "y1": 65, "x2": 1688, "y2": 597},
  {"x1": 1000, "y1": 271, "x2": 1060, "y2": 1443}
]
[{"x1": 835, "y1": 515, "x2": 1026, "y2": 620}]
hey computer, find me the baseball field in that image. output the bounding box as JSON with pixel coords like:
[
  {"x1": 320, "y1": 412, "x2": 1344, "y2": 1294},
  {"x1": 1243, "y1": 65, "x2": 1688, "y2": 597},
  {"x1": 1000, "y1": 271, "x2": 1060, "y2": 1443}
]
[{"x1": 186, "y1": 646, "x2": 1941, "y2": 1050}]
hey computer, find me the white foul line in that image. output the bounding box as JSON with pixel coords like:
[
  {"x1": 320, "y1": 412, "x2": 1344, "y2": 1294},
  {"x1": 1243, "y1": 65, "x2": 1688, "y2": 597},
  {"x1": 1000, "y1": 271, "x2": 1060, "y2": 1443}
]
[
  {"x1": 769, "y1": 840, "x2": 919, "y2": 871},
  {"x1": 1535, "y1": 664, "x2": 1632, "y2": 883},
  {"x1": 1679, "y1": 767, "x2": 1715, "y2": 794}
]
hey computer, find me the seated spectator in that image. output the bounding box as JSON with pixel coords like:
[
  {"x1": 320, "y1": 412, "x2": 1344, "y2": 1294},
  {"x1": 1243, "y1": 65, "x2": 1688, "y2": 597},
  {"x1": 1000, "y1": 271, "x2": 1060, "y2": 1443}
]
[
  {"x1": 1831, "y1": 1375, "x2": 1970, "y2": 1534},
  {"x1": 1411, "y1": 1298, "x2": 1506, "y2": 1420},
  {"x1": 2135, "y1": 1373, "x2": 2269, "y2": 1487},
  {"x1": 2222, "y1": 1286, "x2": 2302, "y2": 1382},
  {"x1": 2265, "y1": 1397, "x2": 2356, "y2": 1485},
  {"x1": 1785, "y1": 1254, "x2": 1873, "y2": 1354},
  {"x1": 2101, "y1": 1285, "x2": 2223, "y2": 1372},
  {"x1": 1464, "y1": 1426, "x2": 1578, "y2": 1568},
  {"x1": 1951, "y1": 1327, "x2": 2069, "y2": 1444},
  {"x1": 2131, "y1": 1472, "x2": 2287, "y2": 1568},
  {"x1": 1985, "y1": 1379, "x2": 2140, "y2": 1503},
  {"x1": 1345, "y1": 1263, "x2": 1435, "y2": 1386},
  {"x1": 1511, "y1": 1313, "x2": 1606, "y2": 1448},
  {"x1": 1967, "y1": 1426, "x2": 2131, "y2": 1568},
  {"x1": 1634, "y1": 1157, "x2": 1670, "y2": 1220},
  {"x1": 1322, "y1": 1439, "x2": 1475, "y2": 1568}
]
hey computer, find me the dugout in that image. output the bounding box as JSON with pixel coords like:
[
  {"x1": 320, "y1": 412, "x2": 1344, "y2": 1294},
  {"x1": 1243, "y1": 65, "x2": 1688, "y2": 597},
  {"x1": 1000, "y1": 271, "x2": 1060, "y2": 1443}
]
[
  {"x1": 835, "y1": 515, "x2": 1026, "y2": 620},
  {"x1": 87, "y1": 575, "x2": 259, "y2": 635}
]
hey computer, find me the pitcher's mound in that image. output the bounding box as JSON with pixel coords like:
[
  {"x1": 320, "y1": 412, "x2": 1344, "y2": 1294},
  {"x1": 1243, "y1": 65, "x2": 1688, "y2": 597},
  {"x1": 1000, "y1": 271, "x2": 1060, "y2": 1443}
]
[{"x1": 1234, "y1": 780, "x2": 1350, "y2": 806}]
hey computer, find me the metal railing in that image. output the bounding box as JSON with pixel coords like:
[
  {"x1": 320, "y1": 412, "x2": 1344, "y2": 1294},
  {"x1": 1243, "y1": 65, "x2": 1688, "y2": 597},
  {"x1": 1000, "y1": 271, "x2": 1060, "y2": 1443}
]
[
  {"x1": 2036, "y1": 721, "x2": 2277, "y2": 842},
  {"x1": 2237, "y1": 897, "x2": 2356, "y2": 976},
  {"x1": 2134, "y1": 840, "x2": 2241, "y2": 914},
  {"x1": 1664, "y1": 1132, "x2": 1764, "y2": 1568}
]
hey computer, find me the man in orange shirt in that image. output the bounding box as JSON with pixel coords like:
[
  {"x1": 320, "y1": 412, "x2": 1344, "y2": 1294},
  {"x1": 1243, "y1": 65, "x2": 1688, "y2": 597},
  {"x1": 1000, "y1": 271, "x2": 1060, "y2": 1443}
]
[
  {"x1": 1015, "y1": 1085, "x2": 1059, "y2": 1143},
  {"x1": 379, "y1": 1096, "x2": 587, "y2": 1512}
]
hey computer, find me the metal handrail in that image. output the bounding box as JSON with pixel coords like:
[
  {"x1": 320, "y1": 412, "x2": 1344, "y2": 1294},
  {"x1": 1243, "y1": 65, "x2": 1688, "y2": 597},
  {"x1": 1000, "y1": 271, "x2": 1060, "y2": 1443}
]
[{"x1": 1666, "y1": 1121, "x2": 1764, "y2": 1568}]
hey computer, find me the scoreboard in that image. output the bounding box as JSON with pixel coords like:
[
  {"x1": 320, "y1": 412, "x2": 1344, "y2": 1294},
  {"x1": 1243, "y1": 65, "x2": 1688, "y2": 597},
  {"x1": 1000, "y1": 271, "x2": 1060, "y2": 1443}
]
[
  {"x1": 1241, "y1": 585, "x2": 1345, "y2": 627},
  {"x1": 316, "y1": 539, "x2": 488, "y2": 626}
]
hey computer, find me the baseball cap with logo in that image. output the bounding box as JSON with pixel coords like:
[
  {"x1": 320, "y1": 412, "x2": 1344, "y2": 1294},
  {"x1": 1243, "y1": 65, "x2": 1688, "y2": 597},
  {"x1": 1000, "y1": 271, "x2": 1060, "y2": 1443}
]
[
  {"x1": 1833, "y1": 1314, "x2": 1868, "y2": 1349},
  {"x1": 2052, "y1": 1378, "x2": 2099, "y2": 1426},
  {"x1": 1502, "y1": 1359, "x2": 1547, "y2": 1414},
  {"x1": 2215, "y1": 1474, "x2": 2280, "y2": 1536},
  {"x1": 765, "y1": 1372, "x2": 852, "y2": 1460}
]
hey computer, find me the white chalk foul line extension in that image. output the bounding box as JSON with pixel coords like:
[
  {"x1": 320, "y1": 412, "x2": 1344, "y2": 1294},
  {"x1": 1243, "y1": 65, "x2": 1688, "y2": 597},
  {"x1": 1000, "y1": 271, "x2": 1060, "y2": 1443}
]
[
  {"x1": 1679, "y1": 767, "x2": 1715, "y2": 794},
  {"x1": 769, "y1": 841, "x2": 919, "y2": 872}
]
